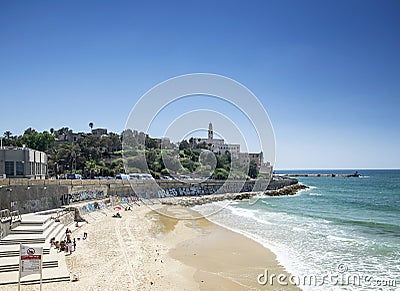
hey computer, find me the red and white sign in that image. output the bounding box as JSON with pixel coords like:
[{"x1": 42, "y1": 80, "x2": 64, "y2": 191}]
[{"x1": 20, "y1": 245, "x2": 43, "y2": 277}]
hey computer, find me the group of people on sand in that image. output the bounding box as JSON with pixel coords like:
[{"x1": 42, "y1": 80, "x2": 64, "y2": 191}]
[
  {"x1": 112, "y1": 206, "x2": 133, "y2": 218},
  {"x1": 112, "y1": 212, "x2": 122, "y2": 218},
  {"x1": 50, "y1": 226, "x2": 88, "y2": 255}
]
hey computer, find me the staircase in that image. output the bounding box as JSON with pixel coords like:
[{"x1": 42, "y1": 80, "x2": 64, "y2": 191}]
[{"x1": 0, "y1": 212, "x2": 71, "y2": 286}]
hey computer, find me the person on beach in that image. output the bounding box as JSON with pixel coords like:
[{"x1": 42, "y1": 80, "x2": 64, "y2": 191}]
[
  {"x1": 50, "y1": 237, "x2": 56, "y2": 247},
  {"x1": 65, "y1": 228, "x2": 72, "y2": 240},
  {"x1": 73, "y1": 238, "x2": 76, "y2": 251},
  {"x1": 83, "y1": 232, "x2": 88, "y2": 240},
  {"x1": 112, "y1": 212, "x2": 122, "y2": 218},
  {"x1": 60, "y1": 240, "x2": 66, "y2": 252},
  {"x1": 67, "y1": 239, "x2": 73, "y2": 255}
]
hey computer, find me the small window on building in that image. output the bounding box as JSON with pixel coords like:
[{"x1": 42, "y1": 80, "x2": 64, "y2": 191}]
[
  {"x1": 5, "y1": 161, "x2": 14, "y2": 176},
  {"x1": 16, "y1": 161, "x2": 24, "y2": 176}
]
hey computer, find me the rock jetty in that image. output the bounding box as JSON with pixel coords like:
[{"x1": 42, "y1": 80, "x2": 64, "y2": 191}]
[{"x1": 160, "y1": 182, "x2": 309, "y2": 207}]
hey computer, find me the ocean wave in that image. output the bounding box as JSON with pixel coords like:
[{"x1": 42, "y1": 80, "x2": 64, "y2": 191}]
[
  {"x1": 309, "y1": 193, "x2": 323, "y2": 196},
  {"x1": 327, "y1": 235, "x2": 357, "y2": 243},
  {"x1": 292, "y1": 226, "x2": 306, "y2": 232},
  {"x1": 193, "y1": 185, "x2": 400, "y2": 291},
  {"x1": 260, "y1": 200, "x2": 274, "y2": 206},
  {"x1": 225, "y1": 206, "x2": 273, "y2": 225}
]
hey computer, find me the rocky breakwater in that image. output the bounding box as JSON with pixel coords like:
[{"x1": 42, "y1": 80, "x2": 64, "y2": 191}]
[
  {"x1": 161, "y1": 178, "x2": 309, "y2": 207},
  {"x1": 265, "y1": 182, "x2": 308, "y2": 196}
]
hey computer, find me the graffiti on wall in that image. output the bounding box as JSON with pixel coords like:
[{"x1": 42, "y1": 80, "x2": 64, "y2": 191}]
[{"x1": 60, "y1": 189, "x2": 106, "y2": 205}]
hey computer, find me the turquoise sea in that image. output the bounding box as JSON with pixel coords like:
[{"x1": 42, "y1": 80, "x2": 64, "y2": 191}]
[{"x1": 193, "y1": 170, "x2": 400, "y2": 290}]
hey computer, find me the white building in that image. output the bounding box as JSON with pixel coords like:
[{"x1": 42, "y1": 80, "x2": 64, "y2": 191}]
[
  {"x1": 0, "y1": 147, "x2": 48, "y2": 179},
  {"x1": 192, "y1": 123, "x2": 273, "y2": 173},
  {"x1": 194, "y1": 123, "x2": 241, "y2": 157}
]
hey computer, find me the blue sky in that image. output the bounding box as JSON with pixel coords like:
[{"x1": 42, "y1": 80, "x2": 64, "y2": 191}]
[{"x1": 0, "y1": 0, "x2": 399, "y2": 169}]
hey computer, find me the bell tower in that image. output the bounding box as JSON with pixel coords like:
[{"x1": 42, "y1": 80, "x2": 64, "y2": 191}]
[{"x1": 208, "y1": 122, "x2": 213, "y2": 140}]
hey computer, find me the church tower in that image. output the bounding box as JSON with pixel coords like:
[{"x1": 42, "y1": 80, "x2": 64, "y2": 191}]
[{"x1": 208, "y1": 122, "x2": 213, "y2": 140}]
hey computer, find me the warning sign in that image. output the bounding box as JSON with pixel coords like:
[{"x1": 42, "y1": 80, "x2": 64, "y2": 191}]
[{"x1": 20, "y1": 245, "x2": 43, "y2": 277}]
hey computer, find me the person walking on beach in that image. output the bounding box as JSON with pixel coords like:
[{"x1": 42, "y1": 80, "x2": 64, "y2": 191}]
[
  {"x1": 73, "y1": 238, "x2": 76, "y2": 251},
  {"x1": 67, "y1": 239, "x2": 73, "y2": 255},
  {"x1": 66, "y1": 228, "x2": 72, "y2": 241}
]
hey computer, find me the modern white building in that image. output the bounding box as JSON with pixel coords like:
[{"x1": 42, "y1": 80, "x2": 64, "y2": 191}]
[{"x1": 0, "y1": 147, "x2": 48, "y2": 179}]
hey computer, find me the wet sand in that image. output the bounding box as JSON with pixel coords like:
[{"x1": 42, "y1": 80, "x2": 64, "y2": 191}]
[{"x1": 151, "y1": 206, "x2": 300, "y2": 290}]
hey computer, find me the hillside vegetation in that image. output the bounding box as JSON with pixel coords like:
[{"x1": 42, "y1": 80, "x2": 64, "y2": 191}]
[{"x1": 2, "y1": 127, "x2": 259, "y2": 180}]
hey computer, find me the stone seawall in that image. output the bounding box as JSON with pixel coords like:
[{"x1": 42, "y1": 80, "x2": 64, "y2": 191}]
[
  {"x1": 0, "y1": 179, "x2": 143, "y2": 213},
  {"x1": 0, "y1": 177, "x2": 303, "y2": 214}
]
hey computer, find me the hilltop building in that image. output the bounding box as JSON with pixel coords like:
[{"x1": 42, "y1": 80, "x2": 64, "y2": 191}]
[
  {"x1": 191, "y1": 123, "x2": 273, "y2": 174},
  {"x1": 194, "y1": 123, "x2": 241, "y2": 157},
  {"x1": 91, "y1": 128, "x2": 108, "y2": 136},
  {"x1": 55, "y1": 131, "x2": 83, "y2": 143},
  {"x1": 0, "y1": 146, "x2": 48, "y2": 179},
  {"x1": 54, "y1": 127, "x2": 108, "y2": 144}
]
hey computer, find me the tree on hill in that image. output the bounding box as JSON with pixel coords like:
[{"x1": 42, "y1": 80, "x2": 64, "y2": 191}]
[
  {"x1": 22, "y1": 130, "x2": 55, "y2": 152},
  {"x1": 179, "y1": 140, "x2": 190, "y2": 150},
  {"x1": 89, "y1": 122, "x2": 94, "y2": 131},
  {"x1": 212, "y1": 168, "x2": 229, "y2": 180},
  {"x1": 1, "y1": 126, "x2": 246, "y2": 180},
  {"x1": 248, "y1": 160, "x2": 259, "y2": 179},
  {"x1": 145, "y1": 135, "x2": 160, "y2": 149},
  {"x1": 4, "y1": 131, "x2": 12, "y2": 139}
]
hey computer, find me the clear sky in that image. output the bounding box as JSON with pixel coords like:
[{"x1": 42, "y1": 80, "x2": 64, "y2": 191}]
[{"x1": 1, "y1": 0, "x2": 399, "y2": 169}]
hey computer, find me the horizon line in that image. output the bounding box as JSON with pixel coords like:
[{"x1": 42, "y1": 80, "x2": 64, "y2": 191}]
[{"x1": 274, "y1": 168, "x2": 400, "y2": 171}]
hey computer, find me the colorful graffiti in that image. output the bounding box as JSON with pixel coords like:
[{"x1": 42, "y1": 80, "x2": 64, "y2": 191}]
[
  {"x1": 77, "y1": 195, "x2": 139, "y2": 216},
  {"x1": 148, "y1": 183, "x2": 254, "y2": 198}
]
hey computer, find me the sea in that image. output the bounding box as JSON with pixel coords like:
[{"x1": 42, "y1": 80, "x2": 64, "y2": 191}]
[{"x1": 193, "y1": 169, "x2": 400, "y2": 290}]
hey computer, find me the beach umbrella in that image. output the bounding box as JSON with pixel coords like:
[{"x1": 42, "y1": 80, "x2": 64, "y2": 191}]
[{"x1": 114, "y1": 205, "x2": 122, "y2": 210}]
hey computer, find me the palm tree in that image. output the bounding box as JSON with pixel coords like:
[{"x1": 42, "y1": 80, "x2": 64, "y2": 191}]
[
  {"x1": 50, "y1": 128, "x2": 54, "y2": 135},
  {"x1": 4, "y1": 131, "x2": 12, "y2": 139},
  {"x1": 89, "y1": 122, "x2": 94, "y2": 132}
]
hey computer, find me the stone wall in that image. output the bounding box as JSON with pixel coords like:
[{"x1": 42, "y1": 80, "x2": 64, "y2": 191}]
[{"x1": 0, "y1": 177, "x2": 295, "y2": 214}]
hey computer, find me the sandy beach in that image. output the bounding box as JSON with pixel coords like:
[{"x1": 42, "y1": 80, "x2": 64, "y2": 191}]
[{"x1": 3, "y1": 203, "x2": 300, "y2": 290}]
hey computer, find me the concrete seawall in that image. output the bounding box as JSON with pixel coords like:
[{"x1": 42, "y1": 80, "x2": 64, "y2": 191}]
[{"x1": 0, "y1": 177, "x2": 299, "y2": 214}]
